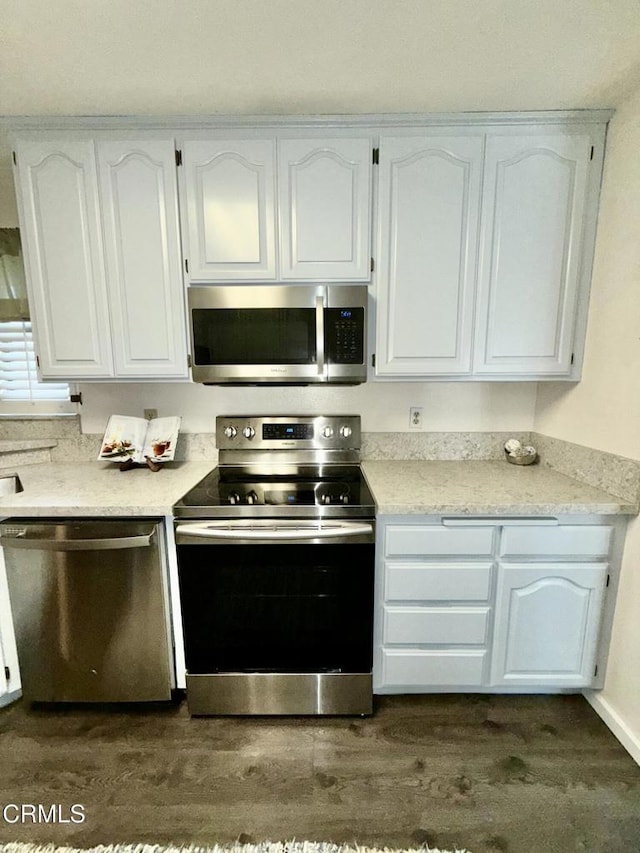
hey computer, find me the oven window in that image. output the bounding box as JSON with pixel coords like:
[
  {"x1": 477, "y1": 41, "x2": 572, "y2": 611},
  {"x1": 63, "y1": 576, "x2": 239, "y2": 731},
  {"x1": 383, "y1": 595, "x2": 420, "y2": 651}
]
[
  {"x1": 192, "y1": 308, "x2": 316, "y2": 365},
  {"x1": 178, "y1": 543, "x2": 374, "y2": 674}
]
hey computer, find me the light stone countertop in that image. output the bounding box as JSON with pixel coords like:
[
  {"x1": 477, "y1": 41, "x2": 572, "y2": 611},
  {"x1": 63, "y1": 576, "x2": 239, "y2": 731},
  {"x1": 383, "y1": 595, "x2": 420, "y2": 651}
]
[
  {"x1": 0, "y1": 440, "x2": 57, "y2": 452},
  {"x1": 0, "y1": 458, "x2": 635, "y2": 519},
  {"x1": 361, "y1": 460, "x2": 638, "y2": 516},
  {"x1": 0, "y1": 461, "x2": 214, "y2": 517}
]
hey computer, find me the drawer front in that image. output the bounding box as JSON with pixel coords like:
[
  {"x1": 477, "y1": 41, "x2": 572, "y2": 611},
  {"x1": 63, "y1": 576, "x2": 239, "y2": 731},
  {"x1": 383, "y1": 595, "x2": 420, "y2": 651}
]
[
  {"x1": 381, "y1": 649, "x2": 486, "y2": 687},
  {"x1": 385, "y1": 562, "x2": 493, "y2": 601},
  {"x1": 500, "y1": 525, "x2": 612, "y2": 558},
  {"x1": 385, "y1": 525, "x2": 495, "y2": 557},
  {"x1": 383, "y1": 606, "x2": 490, "y2": 645}
]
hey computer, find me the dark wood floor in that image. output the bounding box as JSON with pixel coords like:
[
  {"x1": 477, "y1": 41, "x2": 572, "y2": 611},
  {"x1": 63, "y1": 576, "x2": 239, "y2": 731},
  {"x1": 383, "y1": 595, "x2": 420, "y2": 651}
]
[{"x1": 0, "y1": 694, "x2": 639, "y2": 853}]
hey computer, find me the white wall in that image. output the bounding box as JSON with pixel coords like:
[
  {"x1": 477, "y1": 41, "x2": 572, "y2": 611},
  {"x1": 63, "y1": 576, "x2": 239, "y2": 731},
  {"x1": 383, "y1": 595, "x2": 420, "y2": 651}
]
[
  {"x1": 535, "y1": 86, "x2": 640, "y2": 759},
  {"x1": 76, "y1": 380, "x2": 537, "y2": 436}
]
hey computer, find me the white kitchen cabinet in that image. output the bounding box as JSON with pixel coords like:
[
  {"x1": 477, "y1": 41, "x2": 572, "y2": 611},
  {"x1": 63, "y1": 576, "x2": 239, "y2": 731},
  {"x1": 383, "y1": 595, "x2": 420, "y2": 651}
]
[
  {"x1": 376, "y1": 133, "x2": 483, "y2": 374},
  {"x1": 180, "y1": 134, "x2": 372, "y2": 283},
  {"x1": 278, "y1": 137, "x2": 372, "y2": 280},
  {"x1": 180, "y1": 138, "x2": 277, "y2": 281},
  {"x1": 374, "y1": 122, "x2": 606, "y2": 380},
  {"x1": 97, "y1": 139, "x2": 187, "y2": 377},
  {"x1": 490, "y1": 563, "x2": 607, "y2": 687},
  {"x1": 13, "y1": 134, "x2": 189, "y2": 381},
  {"x1": 0, "y1": 548, "x2": 21, "y2": 707},
  {"x1": 13, "y1": 138, "x2": 114, "y2": 379},
  {"x1": 374, "y1": 516, "x2": 617, "y2": 694},
  {"x1": 474, "y1": 132, "x2": 594, "y2": 375}
]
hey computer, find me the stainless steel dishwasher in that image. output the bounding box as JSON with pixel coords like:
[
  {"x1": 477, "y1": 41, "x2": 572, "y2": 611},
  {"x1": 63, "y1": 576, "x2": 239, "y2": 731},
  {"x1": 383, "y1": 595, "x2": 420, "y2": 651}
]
[{"x1": 0, "y1": 518, "x2": 173, "y2": 703}]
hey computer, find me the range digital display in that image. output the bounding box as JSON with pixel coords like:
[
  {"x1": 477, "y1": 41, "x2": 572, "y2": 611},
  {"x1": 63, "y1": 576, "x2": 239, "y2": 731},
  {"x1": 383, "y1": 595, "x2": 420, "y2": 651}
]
[{"x1": 262, "y1": 423, "x2": 314, "y2": 440}]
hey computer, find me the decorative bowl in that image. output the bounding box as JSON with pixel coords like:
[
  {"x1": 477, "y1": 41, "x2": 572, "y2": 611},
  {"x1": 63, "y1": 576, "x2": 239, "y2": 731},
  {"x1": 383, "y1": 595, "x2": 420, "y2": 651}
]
[{"x1": 505, "y1": 450, "x2": 538, "y2": 466}]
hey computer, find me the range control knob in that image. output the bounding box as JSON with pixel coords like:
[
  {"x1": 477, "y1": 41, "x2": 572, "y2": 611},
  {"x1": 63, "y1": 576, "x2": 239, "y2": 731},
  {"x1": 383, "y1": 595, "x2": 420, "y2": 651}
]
[
  {"x1": 339, "y1": 425, "x2": 353, "y2": 438},
  {"x1": 223, "y1": 425, "x2": 237, "y2": 439},
  {"x1": 242, "y1": 426, "x2": 256, "y2": 439},
  {"x1": 228, "y1": 493, "x2": 240, "y2": 505},
  {"x1": 246, "y1": 491, "x2": 259, "y2": 505},
  {"x1": 322, "y1": 425, "x2": 334, "y2": 438},
  {"x1": 321, "y1": 494, "x2": 332, "y2": 504}
]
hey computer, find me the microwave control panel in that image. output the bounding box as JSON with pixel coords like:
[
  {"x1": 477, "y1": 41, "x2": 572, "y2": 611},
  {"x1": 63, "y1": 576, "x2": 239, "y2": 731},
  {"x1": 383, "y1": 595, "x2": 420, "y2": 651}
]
[{"x1": 325, "y1": 308, "x2": 364, "y2": 364}]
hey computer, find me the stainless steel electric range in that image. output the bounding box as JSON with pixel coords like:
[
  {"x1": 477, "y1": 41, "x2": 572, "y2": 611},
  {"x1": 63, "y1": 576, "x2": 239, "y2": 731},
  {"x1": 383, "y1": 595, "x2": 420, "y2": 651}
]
[{"x1": 173, "y1": 415, "x2": 375, "y2": 716}]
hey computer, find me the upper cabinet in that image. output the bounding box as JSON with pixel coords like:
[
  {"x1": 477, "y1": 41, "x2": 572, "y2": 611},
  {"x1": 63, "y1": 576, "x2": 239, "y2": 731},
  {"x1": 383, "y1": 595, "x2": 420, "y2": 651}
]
[
  {"x1": 13, "y1": 138, "x2": 114, "y2": 379},
  {"x1": 376, "y1": 133, "x2": 483, "y2": 375},
  {"x1": 10, "y1": 114, "x2": 610, "y2": 384},
  {"x1": 179, "y1": 134, "x2": 373, "y2": 283},
  {"x1": 13, "y1": 134, "x2": 188, "y2": 381},
  {"x1": 181, "y1": 139, "x2": 277, "y2": 281},
  {"x1": 96, "y1": 139, "x2": 188, "y2": 378},
  {"x1": 473, "y1": 132, "x2": 594, "y2": 376},
  {"x1": 375, "y1": 121, "x2": 606, "y2": 381}
]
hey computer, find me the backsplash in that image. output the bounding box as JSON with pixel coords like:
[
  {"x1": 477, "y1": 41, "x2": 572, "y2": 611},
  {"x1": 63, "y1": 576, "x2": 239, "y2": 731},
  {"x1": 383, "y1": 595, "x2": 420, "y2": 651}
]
[
  {"x1": 531, "y1": 433, "x2": 640, "y2": 506},
  {"x1": 1, "y1": 416, "x2": 639, "y2": 507},
  {"x1": 361, "y1": 431, "x2": 530, "y2": 460}
]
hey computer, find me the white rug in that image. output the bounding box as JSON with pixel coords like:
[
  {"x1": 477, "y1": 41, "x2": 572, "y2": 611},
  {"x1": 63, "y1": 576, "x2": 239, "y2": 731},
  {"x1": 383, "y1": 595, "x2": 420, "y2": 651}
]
[{"x1": 0, "y1": 842, "x2": 471, "y2": 853}]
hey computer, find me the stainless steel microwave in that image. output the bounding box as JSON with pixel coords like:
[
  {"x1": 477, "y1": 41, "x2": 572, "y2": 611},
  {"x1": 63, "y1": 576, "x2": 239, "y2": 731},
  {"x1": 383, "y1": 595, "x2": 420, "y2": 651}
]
[{"x1": 188, "y1": 285, "x2": 368, "y2": 385}]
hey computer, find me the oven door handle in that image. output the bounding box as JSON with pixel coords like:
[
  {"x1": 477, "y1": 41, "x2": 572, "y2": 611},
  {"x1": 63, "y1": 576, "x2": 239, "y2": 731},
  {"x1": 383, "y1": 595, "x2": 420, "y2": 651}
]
[{"x1": 175, "y1": 521, "x2": 373, "y2": 541}]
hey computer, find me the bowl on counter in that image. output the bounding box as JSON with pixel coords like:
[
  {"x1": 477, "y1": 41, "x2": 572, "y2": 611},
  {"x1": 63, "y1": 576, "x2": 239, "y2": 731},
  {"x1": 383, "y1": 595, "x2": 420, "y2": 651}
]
[{"x1": 504, "y1": 450, "x2": 538, "y2": 466}]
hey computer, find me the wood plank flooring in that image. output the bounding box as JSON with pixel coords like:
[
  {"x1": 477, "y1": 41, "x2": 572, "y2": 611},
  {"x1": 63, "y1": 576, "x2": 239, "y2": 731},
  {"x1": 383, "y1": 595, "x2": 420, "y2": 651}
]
[{"x1": 0, "y1": 694, "x2": 639, "y2": 853}]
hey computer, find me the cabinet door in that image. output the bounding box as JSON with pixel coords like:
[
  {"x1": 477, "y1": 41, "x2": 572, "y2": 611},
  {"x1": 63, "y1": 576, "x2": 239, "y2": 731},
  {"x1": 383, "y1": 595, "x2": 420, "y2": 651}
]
[
  {"x1": 474, "y1": 132, "x2": 592, "y2": 375},
  {"x1": 97, "y1": 139, "x2": 188, "y2": 377},
  {"x1": 278, "y1": 137, "x2": 372, "y2": 280},
  {"x1": 376, "y1": 134, "x2": 483, "y2": 375},
  {"x1": 491, "y1": 563, "x2": 607, "y2": 687},
  {"x1": 13, "y1": 138, "x2": 114, "y2": 378},
  {"x1": 0, "y1": 549, "x2": 21, "y2": 707},
  {"x1": 181, "y1": 139, "x2": 276, "y2": 281}
]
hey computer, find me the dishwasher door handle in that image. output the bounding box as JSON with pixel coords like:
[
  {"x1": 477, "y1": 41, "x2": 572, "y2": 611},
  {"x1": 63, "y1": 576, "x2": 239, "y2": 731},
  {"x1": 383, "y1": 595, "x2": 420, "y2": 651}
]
[{"x1": 0, "y1": 531, "x2": 156, "y2": 551}]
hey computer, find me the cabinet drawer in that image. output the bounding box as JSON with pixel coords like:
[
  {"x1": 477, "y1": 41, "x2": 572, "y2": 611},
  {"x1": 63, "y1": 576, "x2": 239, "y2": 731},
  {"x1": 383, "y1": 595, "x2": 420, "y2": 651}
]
[
  {"x1": 385, "y1": 562, "x2": 493, "y2": 601},
  {"x1": 385, "y1": 525, "x2": 494, "y2": 557},
  {"x1": 381, "y1": 649, "x2": 486, "y2": 687},
  {"x1": 500, "y1": 525, "x2": 612, "y2": 558},
  {"x1": 383, "y1": 606, "x2": 490, "y2": 645}
]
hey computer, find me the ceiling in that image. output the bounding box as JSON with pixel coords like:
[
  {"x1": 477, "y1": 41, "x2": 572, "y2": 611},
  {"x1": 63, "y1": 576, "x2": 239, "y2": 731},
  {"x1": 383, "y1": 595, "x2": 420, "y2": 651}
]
[{"x1": 2, "y1": 0, "x2": 640, "y2": 117}]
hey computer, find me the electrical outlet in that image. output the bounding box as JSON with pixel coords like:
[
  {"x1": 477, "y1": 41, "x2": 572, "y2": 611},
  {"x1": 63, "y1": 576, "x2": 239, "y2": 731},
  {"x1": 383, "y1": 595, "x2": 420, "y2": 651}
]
[
  {"x1": 144, "y1": 408, "x2": 158, "y2": 420},
  {"x1": 409, "y1": 406, "x2": 423, "y2": 430}
]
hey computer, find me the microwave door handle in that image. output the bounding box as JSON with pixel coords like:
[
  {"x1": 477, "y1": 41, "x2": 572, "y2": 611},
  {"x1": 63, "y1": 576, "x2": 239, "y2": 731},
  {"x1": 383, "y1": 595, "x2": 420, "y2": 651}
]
[{"x1": 316, "y1": 295, "x2": 325, "y2": 377}]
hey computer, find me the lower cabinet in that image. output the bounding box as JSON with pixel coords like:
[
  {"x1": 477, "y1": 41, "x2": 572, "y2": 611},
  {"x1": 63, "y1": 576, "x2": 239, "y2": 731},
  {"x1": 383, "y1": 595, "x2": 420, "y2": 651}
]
[
  {"x1": 491, "y1": 563, "x2": 607, "y2": 687},
  {"x1": 374, "y1": 517, "x2": 619, "y2": 693},
  {"x1": 0, "y1": 548, "x2": 21, "y2": 707}
]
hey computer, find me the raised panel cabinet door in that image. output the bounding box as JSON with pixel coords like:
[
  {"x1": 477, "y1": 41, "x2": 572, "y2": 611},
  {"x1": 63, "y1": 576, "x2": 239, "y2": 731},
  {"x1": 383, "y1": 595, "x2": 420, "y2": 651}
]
[
  {"x1": 376, "y1": 134, "x2": 483, "y2": 375},
  {"x1": 490, "y1": 563, "x2": 607, "y2": 687},
  {"x1": 278, "y1": 137, "x2": 372, "y2": 280},
  {"x1": 12, "y1": 138, "x2": 114, "y2": 378},
  {"x1": 474, "y1": 132, "x2": 592, "y2": 375},
  {"x1": 97, "y1": 139, "x2": 188, "y2": 377},
  {"x1": 181, "y1": 139, "x2": 276, "y2": 281}
]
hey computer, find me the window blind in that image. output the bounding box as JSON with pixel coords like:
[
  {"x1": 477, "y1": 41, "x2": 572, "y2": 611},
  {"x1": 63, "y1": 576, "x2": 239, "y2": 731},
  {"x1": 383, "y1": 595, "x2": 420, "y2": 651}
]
[{"x1": 0, "y1": 321, "x2": 70, "y2": 402}]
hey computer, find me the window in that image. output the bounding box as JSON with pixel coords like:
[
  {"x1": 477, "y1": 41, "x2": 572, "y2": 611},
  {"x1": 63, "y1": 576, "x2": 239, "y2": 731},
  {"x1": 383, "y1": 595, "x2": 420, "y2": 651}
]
[{"x1": 0, "y1": 321, "x2": 76, "y2": 415}]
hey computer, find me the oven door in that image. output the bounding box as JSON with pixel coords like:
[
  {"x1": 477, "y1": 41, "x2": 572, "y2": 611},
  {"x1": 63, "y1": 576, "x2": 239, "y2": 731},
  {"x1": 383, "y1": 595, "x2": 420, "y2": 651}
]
[{"x1": 175, "y1": 519, "x2": 375, "y2": 715}]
